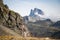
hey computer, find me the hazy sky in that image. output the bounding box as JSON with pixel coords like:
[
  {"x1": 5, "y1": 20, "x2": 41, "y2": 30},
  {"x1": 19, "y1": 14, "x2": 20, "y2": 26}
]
[{"x1": 3, "y1": 0, "x2": 60, "y2": 21}]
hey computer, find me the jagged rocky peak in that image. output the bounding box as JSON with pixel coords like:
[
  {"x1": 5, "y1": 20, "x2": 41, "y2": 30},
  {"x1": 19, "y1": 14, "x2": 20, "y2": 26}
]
[
  {"x1": 26, "y1": 8, "x2": 44, "y2": 22},
  {"x1": 0, "y1": 0, "x2": 30, "y2": 37},
  {"x1": 29, "y1": 8, "x2": 44, "y2": 16},
  {"x1": 23, "y1": 8, "x2": 45, "y2": 22}
]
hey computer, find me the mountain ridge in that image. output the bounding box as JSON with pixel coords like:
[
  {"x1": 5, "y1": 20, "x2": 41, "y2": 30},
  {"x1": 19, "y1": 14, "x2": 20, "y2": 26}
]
[{"x1": 0, "y1": 0, "x2": 30, "y2": 37}]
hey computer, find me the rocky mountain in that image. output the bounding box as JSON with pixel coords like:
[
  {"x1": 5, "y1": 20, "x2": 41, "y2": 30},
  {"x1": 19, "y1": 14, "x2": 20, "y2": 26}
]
[
  {"x1": 23, "y1": 8, "x2": 60, "y2": 38},
  {"x1": 26, "y1": 19, "x2": 54, "y2": 37},
  {"x1": 23, "y1": 8, "x2": 53, "y2": 37},
  {"x1": 0, "y1": 0, "x2": 30, "y2": 37},
  {"x1": 29, "y1": 8, "x2": 44, "y2": 17},
  {"x1": 50, "y1": 21, "x2": 60, "y2": 29},
  {"x1": 0, "y1": 0, "x2": 60, "y2": 39},
  {"x1": 26, "y1": 19, "x2": 60, "y2": 38},
  {"x1": 23, "y1": 8, "x2": 44, "y2": 23},
  {"x1": 23, "y1": 8, "x2": 53, "y2": 25},
  {"x1": 51, "y1": 21, "x2": 60, "y2": 28},
  {"x1": 33, "y1": 19, "x2": 53, "y2": 26}
]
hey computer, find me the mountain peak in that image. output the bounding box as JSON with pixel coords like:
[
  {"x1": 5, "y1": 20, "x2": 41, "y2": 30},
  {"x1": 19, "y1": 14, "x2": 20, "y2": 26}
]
[{"x1": 29, "y1": 8, "x2": 44, "y2": 17}]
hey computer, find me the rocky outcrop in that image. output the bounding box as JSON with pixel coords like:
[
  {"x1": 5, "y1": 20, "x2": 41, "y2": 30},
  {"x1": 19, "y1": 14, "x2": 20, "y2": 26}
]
[
  {"x1": 0, "y1": 0, "x2": 30, "y2": 37},
  {"x1": 51, "y1": 21, "x2": 60, "y2": 28},
  {"x1": 23, "y1": 8, "x2": 44, "y2": 23},
  {"x1": 23, "y1": 8, "x2": 60, "y2": 38}
]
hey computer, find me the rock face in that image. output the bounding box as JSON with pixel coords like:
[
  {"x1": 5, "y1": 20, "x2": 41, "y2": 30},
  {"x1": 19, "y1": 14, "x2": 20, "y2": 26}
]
[
  {"x1": 29, "y1": 8, "x2": 44, "y2": 16},
  {"x1": 0, "y1": 0, "x2": 30, "y2": 37},
  {"x1": 23, "y1": 8, "x2": 60, "y2": 38},
  {"x1": 51, "y1": 21, "x2": 60, "y2": 28},
  {"x1": 23, "y1": 8, "x2": 44, "y2": 23},
  {"x1": 26, "y1": 19, "x2": 53, "y2": 37},
  {"x1": 28, "y1": 8, "x2": 44, "y2": 22}
]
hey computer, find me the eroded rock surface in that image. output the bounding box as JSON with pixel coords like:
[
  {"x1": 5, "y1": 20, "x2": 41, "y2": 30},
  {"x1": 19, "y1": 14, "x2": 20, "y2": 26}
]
[{"x1": 0, "y1": 0, "x2": 30, "y2": 37}]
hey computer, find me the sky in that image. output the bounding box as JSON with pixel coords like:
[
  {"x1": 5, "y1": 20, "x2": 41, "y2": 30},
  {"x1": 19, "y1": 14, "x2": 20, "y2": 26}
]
[{"x1": 3, "y1": 0, "x2": 60, "y2": 22}]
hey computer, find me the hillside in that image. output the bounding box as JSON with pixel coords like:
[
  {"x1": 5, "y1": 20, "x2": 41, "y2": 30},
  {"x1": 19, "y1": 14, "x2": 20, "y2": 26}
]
[
  {"x1": 23, "y1": 7, "x2": 60, "y2": 39},
  {"x1": 0, "y1": 0, "x2": 30, "y2": 37}
]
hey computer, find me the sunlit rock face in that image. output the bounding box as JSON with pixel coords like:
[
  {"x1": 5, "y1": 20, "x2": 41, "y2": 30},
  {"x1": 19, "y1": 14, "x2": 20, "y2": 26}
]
[{"x1": 0, "y1": 0, "x2": 30, "y2": 37}]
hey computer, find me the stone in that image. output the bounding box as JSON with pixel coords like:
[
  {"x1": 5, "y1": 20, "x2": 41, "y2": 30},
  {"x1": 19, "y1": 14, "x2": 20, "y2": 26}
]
[{"x1": 0, "y1": 0, "x2": 30, "y2": 37}]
